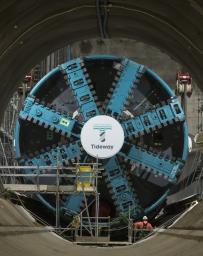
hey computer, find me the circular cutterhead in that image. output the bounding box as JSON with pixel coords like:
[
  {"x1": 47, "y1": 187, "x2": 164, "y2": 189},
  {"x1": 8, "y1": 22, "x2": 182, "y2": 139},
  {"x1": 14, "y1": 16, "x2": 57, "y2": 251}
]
[{"x1": 15, "y1": 55, "x2": 188, "y2": 227}]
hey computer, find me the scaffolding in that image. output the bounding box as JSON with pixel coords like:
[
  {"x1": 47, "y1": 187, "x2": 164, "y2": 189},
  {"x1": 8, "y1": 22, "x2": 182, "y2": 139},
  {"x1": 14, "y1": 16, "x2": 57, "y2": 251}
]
[
  {"x1": 0, "y1": 162, "x2": 110, "y2": 242},
  {"x1": 0, "y1": 45, "x2": 72, "y2": 183}
]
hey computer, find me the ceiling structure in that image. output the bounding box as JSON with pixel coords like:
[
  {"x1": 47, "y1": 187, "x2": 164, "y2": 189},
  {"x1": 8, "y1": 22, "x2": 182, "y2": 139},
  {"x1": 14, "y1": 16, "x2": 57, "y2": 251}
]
[{"x1": 0, "y1": 0, "x2": 203, "y2": 118}]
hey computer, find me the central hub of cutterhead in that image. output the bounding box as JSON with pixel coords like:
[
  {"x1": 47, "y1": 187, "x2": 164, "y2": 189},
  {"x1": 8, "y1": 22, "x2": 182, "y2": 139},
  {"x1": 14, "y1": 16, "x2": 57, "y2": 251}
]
[{"x1": 81, "y1": 115, "x2": 125, "y2": 159}]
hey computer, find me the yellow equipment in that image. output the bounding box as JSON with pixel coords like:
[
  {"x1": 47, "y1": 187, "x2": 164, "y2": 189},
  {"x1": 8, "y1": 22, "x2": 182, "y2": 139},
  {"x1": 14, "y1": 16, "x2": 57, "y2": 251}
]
[{"x1": 76, "y1": 165, "x2": 95, "y2": 192}]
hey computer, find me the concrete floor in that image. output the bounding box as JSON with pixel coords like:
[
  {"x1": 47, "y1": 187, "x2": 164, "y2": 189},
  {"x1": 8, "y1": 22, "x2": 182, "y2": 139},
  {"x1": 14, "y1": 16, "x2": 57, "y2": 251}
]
[{"x1": 0, "y1": 198, "x2": 202, "y2": 256}]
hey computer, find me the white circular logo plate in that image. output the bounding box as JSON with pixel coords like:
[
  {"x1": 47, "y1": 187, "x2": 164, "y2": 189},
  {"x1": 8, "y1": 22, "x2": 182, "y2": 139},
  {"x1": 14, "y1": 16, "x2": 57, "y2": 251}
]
[{"x1": 81, "y1": 115, "x2": 124, "y2": 159}]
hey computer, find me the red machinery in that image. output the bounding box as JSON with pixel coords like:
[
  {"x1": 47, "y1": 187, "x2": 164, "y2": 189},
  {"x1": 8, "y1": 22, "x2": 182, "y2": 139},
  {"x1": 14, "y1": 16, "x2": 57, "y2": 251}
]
[{"x1": 176, "y1": 72, "x2": 192, "y2": 97}]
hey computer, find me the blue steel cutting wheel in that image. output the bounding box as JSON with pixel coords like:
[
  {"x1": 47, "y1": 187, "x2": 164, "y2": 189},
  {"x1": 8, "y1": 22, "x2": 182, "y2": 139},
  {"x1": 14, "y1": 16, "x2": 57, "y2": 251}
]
[{"x1": 15, "y1": 55, "x2": 188, "y2": 221}]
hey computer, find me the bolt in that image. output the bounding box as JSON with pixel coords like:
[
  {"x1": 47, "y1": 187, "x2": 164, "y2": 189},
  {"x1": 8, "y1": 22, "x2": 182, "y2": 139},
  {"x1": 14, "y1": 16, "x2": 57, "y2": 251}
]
[
  {"x1": 26, "y1": 100, "x2": 34, "y2": 107},
  {"x1": 53, "y1": 116, "x2": 59, "y2": 123},
  {"x1": 121, "y1": 193, "x2": 127, "y2": 201},
  {"x1": 36, "y1": 109, "x2": 42, "y2": 116}
]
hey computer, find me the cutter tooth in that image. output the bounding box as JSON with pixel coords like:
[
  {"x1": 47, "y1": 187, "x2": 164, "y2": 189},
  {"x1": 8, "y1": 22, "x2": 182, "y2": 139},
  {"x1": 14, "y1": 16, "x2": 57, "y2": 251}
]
[
  {"x1": 60, "y1": 68, "x2": 66, "y2": 74},
  {"x1": 61, "y1": 131, "x2": 66, "y2": 136},
  {"x1": 104, "y1": 98, "x2": 109, "y2": 104},
  {"x1": 113, "y1": 62, "x2": 122, "y2": 71},
  {"x1": 131, "y1": 83, "x2": 137, "y2": 89},
  {"x1": 77, "y1": 156, "x2": 81, "y2": 161},
  {"x1": 116, "y1": 70, "x2": 122, "y2": 76},
  {"x1": 129, "y1": 160, "x2": 134, "y2": 165},
  {"x1": 91, "y1": 90, "x2": 96, "y2": 96},
  {"x1": 27, "y1": 116, "x2": 32, "y2": 121},
  {"x1": 44, "y1": 123, "x2": 49, "y2": 128},
  {"x1": 112, "y1": 81, "x2": 116, "y2": 87},
  {"x1": 94, "y1": 95, "x2": 98, "y2": 101},
  {"x1": 158, "y1": 172, "x2": 163, "y2": 177},
  {"x1": 87, "y1": 78, "x2": 92, "y2": 84},
  {"x1": 145, "y1": 128, "x2": 150, "y2": 134},
  {"x1": 163, "y1": 175, "x2": 168, "y2": 180},
  {"x1": 85, "y1": 73, "x2": 89, "y2": 79},
  {"x1": 107, "y1": 92, "x2": 112, "y2": 98},
  {"x1": 38, "y1": 121, "x2": 44, "y2": 126},
  {"x1": 32, "y1": 119, "x2": 38, "y2": 124},
  {"x1": 140, "y1": 164, "x2": 146, "y2": 170},
  {"x1": 124, "y1": 101, "x2": 130, "y2": 107},
  {"x1": 64, "y1": 159, "x2": 69, "y2": 165},
  {"x1": 20, "y1": 114, "x2": 27, "y2": 120}
]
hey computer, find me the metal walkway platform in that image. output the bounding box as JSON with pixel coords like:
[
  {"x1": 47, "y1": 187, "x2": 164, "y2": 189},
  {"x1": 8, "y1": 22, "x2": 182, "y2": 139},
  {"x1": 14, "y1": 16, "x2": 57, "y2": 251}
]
[{"x1": 3, "y1": 184, "x2": 75, "y2": 193}]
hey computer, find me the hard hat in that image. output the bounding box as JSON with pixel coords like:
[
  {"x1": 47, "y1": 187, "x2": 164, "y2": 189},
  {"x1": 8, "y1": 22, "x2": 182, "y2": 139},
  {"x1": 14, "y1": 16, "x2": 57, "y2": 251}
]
[{"x1": 143, "y1": 216, "x2": 148, "y2": 220}]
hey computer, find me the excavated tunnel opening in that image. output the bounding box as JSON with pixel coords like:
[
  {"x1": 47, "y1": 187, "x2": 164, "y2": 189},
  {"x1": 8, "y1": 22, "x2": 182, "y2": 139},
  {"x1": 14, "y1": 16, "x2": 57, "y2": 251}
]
[
  {"x1": 0, "y1": 0, "x2": 203, "y2": 252},
  {"x1": 3, "y1": 54, "x2": 189, "y2": 244}
]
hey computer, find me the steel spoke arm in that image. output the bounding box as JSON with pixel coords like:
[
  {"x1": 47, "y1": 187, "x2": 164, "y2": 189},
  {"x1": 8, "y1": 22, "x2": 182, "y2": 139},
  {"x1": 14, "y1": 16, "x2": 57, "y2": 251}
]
[
  {"x1": 119, "y1": 143, "x2": 184, "y2": 182},
  {"x1": 122, "y1": 97, "x2": 185, "y2": 138},
  {"x1": 20, "y1": 140, "x2": 85, "y2": 215},
  {"x1": 19, "y1": 95, "x2": 81, "y2": 138},
  {"x1": 105, "y1": 58, "x2": 145, "y2": 118},
  {"x1": 103, "y1": 156, "x2": 143, "y2": 218},
  {"x1": 20, "y1": 140, "x2": 82, "y2": 167},
  {"x1": 60, "y1": 58, "x2": 100, "y2": 121}
]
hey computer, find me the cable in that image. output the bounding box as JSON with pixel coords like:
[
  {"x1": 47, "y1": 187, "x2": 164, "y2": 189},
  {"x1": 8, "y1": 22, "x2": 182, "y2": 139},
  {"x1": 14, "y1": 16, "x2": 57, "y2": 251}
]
[
  {"x1": 96, "y1": 0, "x2": 105, "y2": 39},
  {"x1": 15, "y1": 193, "x2": 50, "y2": 227},
  {"x1": 103, "y1": 0, "x2": 109, "y2": 38}
]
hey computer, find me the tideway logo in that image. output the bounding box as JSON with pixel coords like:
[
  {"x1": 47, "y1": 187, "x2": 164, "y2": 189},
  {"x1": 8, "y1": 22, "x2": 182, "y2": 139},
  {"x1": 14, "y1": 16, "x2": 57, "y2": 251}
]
[
  {"x1": 93, "y1": 124, "x2": 112, "y2": 142},
  {"x1": 92, "y1": 123, "x2": 114, "y2": 150},
  {"x1": 81, "y1": 115, "x2": 124, "y2": 159}
]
